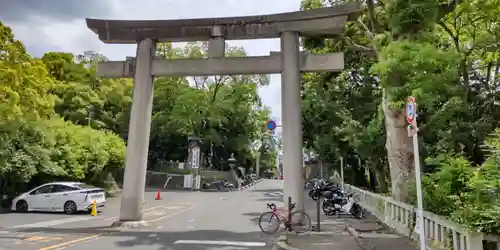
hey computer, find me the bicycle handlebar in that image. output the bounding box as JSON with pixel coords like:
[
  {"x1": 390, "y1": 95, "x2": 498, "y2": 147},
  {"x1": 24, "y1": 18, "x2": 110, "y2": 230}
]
[{"x1": 267, "y1": 203, "x2": 276, "y2": 209}]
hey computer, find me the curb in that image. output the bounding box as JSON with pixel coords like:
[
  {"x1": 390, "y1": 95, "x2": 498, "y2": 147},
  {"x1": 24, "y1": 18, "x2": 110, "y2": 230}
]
[
  {"x1": 272, "y1": 235, "x2": 301, "y2": 250},
  {"x1": 346, "y1": 225, "x2": 375, "y2": 250},
  {"x1": 238, "y1": 178, "x2": 263, "y2": 191},
  {"x1": 346, "y1": 226, "x2": 360, "y2": 238},
  {"x1": 272, "y1": 226, "x2": 367, "y2": 250}
]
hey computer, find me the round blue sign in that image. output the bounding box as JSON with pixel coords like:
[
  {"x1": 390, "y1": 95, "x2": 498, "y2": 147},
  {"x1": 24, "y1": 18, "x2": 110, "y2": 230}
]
[
  {"x1": 266, "y1": 120, "x2": 277, "y2": 130},
  {"x1": 406, "y1": 96, "x2": 416, "y2": 123},
  {"x1": 407, "y1": 103, "x2": 414, "y2": 116}
]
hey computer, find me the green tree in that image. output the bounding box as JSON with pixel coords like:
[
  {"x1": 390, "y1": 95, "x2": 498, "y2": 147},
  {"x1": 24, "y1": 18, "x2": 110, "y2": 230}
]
[
  {"x1": 149, "y1": 42, "x2": 273, "y2": 171},
  {"x1": 0, "y1": 22, "x2": 57, "y2": 121},
  {"x1": 301, "y1": 0, "x2": 499, "y2": 201},
  {"x1": 0, "y1": 22, "x2": 126, "y2": 200}
]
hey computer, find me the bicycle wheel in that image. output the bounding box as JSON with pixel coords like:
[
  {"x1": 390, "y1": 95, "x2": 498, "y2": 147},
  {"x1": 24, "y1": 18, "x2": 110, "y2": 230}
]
[
  {"x1": 290, "y1": 211, "x2": 312, "y2": 233},
  {"x1": 258, "y1": 211, "x2": 280, "y2": 234}
]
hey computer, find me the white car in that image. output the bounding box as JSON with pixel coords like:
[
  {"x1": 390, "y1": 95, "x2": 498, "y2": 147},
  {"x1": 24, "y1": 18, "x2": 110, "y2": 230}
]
[{"x1": 11, "y1": 182, "x2": 106, "y2": 214}]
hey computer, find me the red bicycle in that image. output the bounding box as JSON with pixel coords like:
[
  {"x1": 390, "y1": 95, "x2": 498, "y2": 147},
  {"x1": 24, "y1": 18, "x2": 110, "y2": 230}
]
[{"x1": 258, "y1": 202, "x2": 311, "y2": 234}]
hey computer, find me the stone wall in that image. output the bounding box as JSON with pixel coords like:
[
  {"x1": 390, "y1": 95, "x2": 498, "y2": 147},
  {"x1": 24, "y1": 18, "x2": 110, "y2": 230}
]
[{"x1": 113, "y1": 168, "x2": 234, "y2": 189}]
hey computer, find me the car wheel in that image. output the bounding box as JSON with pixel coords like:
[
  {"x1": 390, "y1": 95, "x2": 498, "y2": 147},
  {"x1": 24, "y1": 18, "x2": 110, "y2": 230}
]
[
  {"x1": 15, "y1": 200, "x2": 28, "y2": 213},
  {"x1": 64, "y1": 201, "x2": 77, "y2": 215}
]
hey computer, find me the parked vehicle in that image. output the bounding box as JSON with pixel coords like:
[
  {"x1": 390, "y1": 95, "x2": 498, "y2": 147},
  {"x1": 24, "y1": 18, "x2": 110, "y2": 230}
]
[
  {"x1": 306, "y1": 178, "x2": 364, "y2": 219},
  {"x1": 241, "y1": 175, "x2": 253, "y2": 186},
  {"x1": 258, "y1": 202, "x2": 311, "y2": 234},
  {"x1": 304, "y1": 178, "x2": 319, "y2": 189},
  {"x1": 321, "y1": 191, "x2": 364, "y2": 219},
  {"x1": 202, "y1": 180, "x2": 234, "y2": 191},
  {"x1": 308, "y1": 179, "x2": 338, "y2": 201},
  {"x1": 11, "y1": 182, "x2": 106, "y2": 214}
]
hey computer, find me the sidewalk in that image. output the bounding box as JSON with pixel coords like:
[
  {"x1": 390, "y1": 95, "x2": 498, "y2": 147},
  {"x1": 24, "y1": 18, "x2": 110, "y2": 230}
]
[{"x1": 273, "y1": 199, "x2": 418, "y2": 250}]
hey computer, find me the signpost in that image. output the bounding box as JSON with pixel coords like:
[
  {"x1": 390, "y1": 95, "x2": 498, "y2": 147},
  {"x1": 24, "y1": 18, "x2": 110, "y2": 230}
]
[
  {"x1": 407, "y1": 96, "x2": 426, "y2": 250},
  {"x1": 187, "y1": 137, "x2": 201, "y2": 190},
  {"x1": 191, "y1": 147, "x2": 200, "y2": 169},
  {"x1": 266, "y1": 120, "x2": 281, "y2": 178},
  {"x1": 266, "y1": 120, "x2": 277, "y2": 131}
]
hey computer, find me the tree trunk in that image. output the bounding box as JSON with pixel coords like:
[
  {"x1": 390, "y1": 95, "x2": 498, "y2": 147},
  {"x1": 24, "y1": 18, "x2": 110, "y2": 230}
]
[
  {"x1": 382, "y1": 90, "x2": 415, "y2": 201},
  {"x1": 373, "y1": 166, "x2": 388, "y2": 193}
]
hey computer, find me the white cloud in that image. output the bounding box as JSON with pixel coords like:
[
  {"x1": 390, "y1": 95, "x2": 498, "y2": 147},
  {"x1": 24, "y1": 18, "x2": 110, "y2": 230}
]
[{"x1": 2, "y1": 0, "x2": 304, "y2": 125}]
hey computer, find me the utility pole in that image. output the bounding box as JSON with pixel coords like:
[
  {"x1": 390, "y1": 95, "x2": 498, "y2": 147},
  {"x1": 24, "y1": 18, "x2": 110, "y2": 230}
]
[
  {"x1": 209, "y1": 141, "x2": 213, "y2": 169},
  {"x1": 84, "y1": 51, "x2": 96, "y2": 163},
  {"x1": 252, "y1": 137, "x2": 263, "y2": 178},
  {"x1": 340, "y1": 156, "x2": 344, "y2": 192}
]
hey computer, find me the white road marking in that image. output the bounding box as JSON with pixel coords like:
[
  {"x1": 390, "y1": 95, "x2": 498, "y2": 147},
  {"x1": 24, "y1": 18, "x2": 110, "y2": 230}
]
[
  {"x1": 188, "y1": 219, "x2": 195, "y2": 223},
  {"x1": 150, "y1": 211, "x2": 166, "y2": 216},
  {"x1": 11, "y1": 217, "x2": 96, "y2": 228},
  {"x1": 268, "y1": 191, "x2": 283, "y2": 197},
  {"x1": 174, "y1": 240, "x2": 266, "y2": 247},
  {"x1": 165, "y1": 206, "x2": 182, "y2": 210}
]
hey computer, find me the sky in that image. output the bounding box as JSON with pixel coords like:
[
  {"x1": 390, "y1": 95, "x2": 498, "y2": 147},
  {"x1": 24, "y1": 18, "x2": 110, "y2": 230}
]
[{"x1": 0, "y1": 0, "x2": 304, "y2": 130}]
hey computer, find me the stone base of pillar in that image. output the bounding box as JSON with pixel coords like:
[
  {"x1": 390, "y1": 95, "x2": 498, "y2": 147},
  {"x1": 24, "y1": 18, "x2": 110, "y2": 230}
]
[{"x1": 110, "y1": 220, "x2": 148, "y2": 229}]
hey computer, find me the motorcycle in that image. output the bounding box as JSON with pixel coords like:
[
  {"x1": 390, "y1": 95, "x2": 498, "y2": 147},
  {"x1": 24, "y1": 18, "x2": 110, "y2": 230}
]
[
  {"x1": 304, "y1": 178, "x2": 319, "y2": 189},
  {"x1": 202, "y1": 180, "x2": 234, "y2": 191},
  {"x1": 321, "y1": 191, "x2": 364, "y2": 219},
  {"x1": 308, "y1": 180, "x2": 339, "y2": 201}
]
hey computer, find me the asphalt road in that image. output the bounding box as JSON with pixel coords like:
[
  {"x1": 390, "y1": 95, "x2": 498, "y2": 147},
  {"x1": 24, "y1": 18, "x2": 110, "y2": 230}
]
[{"x1": 0, "y1": 179, "x2": 286, "y2": 250}]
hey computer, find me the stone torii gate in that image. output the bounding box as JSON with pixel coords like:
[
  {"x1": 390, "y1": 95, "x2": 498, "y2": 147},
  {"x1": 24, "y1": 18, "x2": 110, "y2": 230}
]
[{"x1": 86, "y1": 3, "x2": 359, "y2": 225}]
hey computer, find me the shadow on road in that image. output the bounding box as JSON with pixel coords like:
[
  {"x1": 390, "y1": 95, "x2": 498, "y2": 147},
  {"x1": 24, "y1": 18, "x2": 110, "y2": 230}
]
[
  {"x1": 250, "y1": 189, "x2": 282, "y2": 193},
  {"x1": 241, "y1": 212, "x2": 262, "y2": 224},
  {"x1": 14, "y1": 226, "x2": 275, "y2": 250},
  {"x1": 250, "y1": 188, "x2": 283, "y2": 203},
  {"x1": 255, "y1": 197, "x2": 282, "y2": 202}
]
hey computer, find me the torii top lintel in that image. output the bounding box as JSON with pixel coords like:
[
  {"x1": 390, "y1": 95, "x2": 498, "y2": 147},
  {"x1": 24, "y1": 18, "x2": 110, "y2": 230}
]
[{"x1": 86, "y1": 3, "x2": 360, "y2": 44}]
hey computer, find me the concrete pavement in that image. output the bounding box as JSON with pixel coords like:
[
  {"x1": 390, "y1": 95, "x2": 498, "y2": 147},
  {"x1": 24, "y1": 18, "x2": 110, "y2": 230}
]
[{"x1": 0, "y1": 179, "x2": 286, "y2": 250}]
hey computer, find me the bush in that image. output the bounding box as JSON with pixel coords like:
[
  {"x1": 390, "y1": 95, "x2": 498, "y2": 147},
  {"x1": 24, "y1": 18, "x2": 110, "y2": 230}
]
[
  {"x1": 0, "y1": 117, "x2": 126, "y2": 197},
  {"x1": 452, "y1": 129, "x2": 500, "y2": 233},
  {"x1": 408, "y1": 154, "x2": 473, "y2": 216},
  {"x1": 407, "y1": 129, "x2": 500, "y2": 234}
]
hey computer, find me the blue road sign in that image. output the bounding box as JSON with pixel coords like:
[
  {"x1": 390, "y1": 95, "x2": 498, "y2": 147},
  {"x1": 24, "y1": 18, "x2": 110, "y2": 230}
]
[
  {"x1": 406, "y1": 96, "x2": 416, "y2": 123},
  {"x1": 266, "y1": 120, "x2": 277, "y2": 130}
]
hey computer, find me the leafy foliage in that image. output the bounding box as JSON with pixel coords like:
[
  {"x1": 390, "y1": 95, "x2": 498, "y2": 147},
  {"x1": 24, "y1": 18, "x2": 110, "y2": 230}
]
[
  {"x1": 300, "y1": 0, "x2": 500, "y2": 232},
  {"x1": 150, "y1": 42, "x2": 274, "y2": 172},
  {"x1": 0, "y1": 21, "x2": 127, "y2": 198},
  {"x1": 0, "y1": 21, "x2": 276, "y2": 201}
]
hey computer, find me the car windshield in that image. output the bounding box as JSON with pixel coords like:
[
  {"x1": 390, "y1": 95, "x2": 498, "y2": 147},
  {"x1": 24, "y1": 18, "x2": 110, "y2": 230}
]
[{"x1": 72, "y1": 183, "x2": 96, "y2": 189}]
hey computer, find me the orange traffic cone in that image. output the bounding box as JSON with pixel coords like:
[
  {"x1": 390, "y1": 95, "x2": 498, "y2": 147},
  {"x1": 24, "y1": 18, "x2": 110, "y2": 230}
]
[{"x1": 155, "y1": 189, "x2": 161, "y2": 200}]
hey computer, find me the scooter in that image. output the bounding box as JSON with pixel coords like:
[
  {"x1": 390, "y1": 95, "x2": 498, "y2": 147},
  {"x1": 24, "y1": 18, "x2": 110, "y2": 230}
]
[{"x1": 322, "y1": 191, "x2": 364, "y2": 219}]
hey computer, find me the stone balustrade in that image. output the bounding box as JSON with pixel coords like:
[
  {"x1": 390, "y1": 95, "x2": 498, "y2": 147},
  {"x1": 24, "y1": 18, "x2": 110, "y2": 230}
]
[{"x1": 342, "y1": 183, "x2": 500, "y2": 250}]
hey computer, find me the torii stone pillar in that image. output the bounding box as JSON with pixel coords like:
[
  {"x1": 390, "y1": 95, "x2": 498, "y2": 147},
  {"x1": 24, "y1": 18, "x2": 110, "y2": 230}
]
[
  {"x1": 86, "y1": 3, "x2": 360, "y2": 225},
  {"x1": 281, "y1": 31, "x2": 304, "y2": 211},
  {"x1": 116, "y1": 38, "x2": 156, "y2": 224}
]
